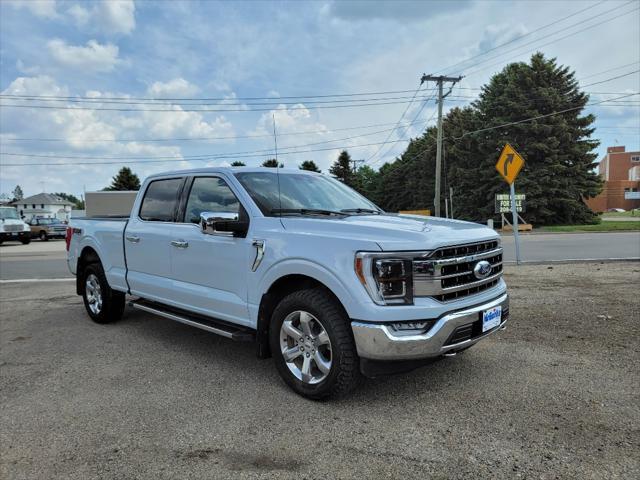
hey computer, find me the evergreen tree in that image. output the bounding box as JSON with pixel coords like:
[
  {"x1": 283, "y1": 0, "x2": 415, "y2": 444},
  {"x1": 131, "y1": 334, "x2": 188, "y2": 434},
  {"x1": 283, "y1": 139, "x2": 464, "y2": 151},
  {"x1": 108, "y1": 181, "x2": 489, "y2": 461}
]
[
  {"x1": 378, "y1": 53, "x2": 601, "y2": 224},
  {"x1": 329, "y1": 150, "x2": 354, "y2": 186},
  {"x1": 230, "y1": 161, "x2": 246, "y2": 167},
  {"x1": 54, "y1": 192, "x2": 85, "y2": 209},
  {"x1": 299, "y1": 160, "x2": 321, "y2": 172},
  {"x1": 12, "y1": 185, "x2": 24, "y2": 201},
  {"x1": 105, "y1": 167, "x2": 141, "y2": 191},
  {"x1": 353, "y1": 165, "x2": 381, "y2": 203},
  {"x1": 262, "y1": 159, "x2": 283, "y2": 168}
]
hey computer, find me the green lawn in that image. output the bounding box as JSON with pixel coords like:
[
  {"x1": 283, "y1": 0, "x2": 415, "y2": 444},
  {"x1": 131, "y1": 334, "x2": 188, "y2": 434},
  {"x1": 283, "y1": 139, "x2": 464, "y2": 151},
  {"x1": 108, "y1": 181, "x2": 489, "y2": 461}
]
[
  {"x1": 538, "y1": 221, "x2": 640, "y2": 233},
  {"x1": 599, "y1": 209, "x2": 640, "y2": 218}
]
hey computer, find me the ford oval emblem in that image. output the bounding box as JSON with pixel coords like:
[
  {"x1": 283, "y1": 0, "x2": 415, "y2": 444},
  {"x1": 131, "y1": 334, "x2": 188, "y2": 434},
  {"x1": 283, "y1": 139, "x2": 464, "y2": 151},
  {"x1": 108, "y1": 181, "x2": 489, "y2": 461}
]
[{"x1": 473, "y1": 260, "x2": 492, "y2": 280}]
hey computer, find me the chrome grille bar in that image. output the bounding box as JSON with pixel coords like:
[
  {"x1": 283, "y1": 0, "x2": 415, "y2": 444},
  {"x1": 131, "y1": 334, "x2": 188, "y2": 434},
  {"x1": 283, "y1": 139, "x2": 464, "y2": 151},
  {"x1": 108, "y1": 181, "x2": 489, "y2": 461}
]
[{"x1": 413, "y1": 241, "x2": 503, "y2": 300}]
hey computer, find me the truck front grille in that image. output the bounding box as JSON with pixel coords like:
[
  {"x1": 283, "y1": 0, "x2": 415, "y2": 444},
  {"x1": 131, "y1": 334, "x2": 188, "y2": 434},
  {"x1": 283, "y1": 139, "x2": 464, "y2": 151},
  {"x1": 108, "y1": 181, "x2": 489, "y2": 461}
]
[
  {"x1": 4, "y1": 224, "x2": 23, "y2": 232},
  {"x1": 413, "y1": 240, "x2": 503, "y2": 302}
]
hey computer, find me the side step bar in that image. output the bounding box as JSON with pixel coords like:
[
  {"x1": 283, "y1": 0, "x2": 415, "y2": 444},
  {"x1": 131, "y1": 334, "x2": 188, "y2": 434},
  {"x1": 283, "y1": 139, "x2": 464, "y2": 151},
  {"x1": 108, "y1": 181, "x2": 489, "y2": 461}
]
[{"x1": 129, "y1": 299, "x2": 255, "y2": 342}]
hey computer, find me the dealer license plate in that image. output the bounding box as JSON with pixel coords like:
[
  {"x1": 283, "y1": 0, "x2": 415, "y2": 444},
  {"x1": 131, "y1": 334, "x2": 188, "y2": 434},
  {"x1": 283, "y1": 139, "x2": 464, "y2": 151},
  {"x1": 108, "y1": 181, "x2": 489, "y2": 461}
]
[{"x1": 482, "y1": 306, "x2": 502, "y2": 332}]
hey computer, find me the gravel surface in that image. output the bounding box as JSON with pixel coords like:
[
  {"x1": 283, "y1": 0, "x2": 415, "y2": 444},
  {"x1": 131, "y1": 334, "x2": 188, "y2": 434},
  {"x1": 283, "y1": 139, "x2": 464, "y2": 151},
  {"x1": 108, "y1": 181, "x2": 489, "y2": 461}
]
[{"x1": 1, "y1": 262, "x2": 639, "y2": 479}]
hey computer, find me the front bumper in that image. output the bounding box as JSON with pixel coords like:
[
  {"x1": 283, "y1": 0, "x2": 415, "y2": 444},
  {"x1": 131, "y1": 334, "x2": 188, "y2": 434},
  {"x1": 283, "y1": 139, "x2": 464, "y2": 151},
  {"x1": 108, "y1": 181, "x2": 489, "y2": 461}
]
[
  {"x1": 0, "y1": 231, "x2": 30, "y2": 240},
  {"x1": 351, "y1": 293, "x2": 509, "y2": 360}
]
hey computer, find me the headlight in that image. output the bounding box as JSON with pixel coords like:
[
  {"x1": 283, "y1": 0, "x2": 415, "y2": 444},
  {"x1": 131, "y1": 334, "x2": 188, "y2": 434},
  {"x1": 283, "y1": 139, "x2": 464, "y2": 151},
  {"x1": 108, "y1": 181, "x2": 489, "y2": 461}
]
[{"x1": 355, "y1": 252, "x2": 428, "y2": 305}]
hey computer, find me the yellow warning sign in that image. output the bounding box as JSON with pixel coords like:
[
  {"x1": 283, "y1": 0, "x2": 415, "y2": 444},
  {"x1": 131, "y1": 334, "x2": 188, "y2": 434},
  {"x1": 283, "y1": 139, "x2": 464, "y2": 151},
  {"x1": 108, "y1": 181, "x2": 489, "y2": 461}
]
[{"x1": 495, "y1": 143, "x2": 525, "y2": 184}]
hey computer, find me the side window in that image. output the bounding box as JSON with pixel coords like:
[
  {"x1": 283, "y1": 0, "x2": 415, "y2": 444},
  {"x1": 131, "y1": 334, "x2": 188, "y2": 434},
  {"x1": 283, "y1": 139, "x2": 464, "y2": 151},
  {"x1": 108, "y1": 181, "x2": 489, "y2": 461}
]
[
  {"x1": 139, "y1": 178, "x2": 183, "y2": 222},
  {"x1": 184, "y1": 177, "x2": 240, "y2": 224}
]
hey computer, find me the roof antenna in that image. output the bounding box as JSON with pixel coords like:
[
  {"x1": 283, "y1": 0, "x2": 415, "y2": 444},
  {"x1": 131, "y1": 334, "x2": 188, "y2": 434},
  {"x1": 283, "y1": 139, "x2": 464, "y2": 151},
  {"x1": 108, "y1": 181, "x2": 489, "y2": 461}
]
[{"x1": 273, "y1": 114, "x2": 282, "y2": 217}]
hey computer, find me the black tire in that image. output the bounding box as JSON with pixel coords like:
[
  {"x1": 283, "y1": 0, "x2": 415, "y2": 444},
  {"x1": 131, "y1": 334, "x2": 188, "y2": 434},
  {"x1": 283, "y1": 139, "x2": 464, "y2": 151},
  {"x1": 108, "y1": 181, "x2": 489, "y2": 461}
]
[
  {"x1": 269, "y1": 288, "x2": 361, "y2": 400},
  {"x1": 39, "y1": 231, "x2": 48, "y2": 241},
  {"x1": 20, "y1": 236, "x2": 31, "y2": 245},
  {"x1": 81, "y1": 263, "x2": 125, "y2": 324}
]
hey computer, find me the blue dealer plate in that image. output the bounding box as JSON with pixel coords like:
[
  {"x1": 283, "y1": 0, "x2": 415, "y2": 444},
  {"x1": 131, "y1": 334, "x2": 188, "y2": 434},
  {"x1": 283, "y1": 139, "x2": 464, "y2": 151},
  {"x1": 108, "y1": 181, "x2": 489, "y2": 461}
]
[{"x1": 482, "y1": 306, "x2": 502, "y2": 332}]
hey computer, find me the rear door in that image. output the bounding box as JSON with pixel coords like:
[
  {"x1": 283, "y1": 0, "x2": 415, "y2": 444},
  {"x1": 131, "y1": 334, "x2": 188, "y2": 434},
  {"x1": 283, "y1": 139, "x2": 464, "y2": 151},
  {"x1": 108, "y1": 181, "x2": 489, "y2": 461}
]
[
  {"x1": 124, "y1": 177, "x2": 185, "y2": 301},
  {"x1": 165, "y1": 175, "x2": 252, "y2": 326}
]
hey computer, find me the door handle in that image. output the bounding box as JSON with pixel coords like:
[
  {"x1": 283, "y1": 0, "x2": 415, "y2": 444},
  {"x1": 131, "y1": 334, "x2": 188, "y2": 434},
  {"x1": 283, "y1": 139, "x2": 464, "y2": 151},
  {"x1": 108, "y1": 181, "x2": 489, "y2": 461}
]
[
  {"x1": 125, "y1": 235, "x2": 140, "y2": 243},
  {"x1": 170, "y1": 240, "x2": 189, "y2": 249}
]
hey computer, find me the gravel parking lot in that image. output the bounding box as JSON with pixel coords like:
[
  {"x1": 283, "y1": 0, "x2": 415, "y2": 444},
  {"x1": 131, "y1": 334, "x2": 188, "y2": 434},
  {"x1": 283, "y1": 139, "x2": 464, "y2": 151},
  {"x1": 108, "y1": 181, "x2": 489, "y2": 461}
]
[{"x1": 1, "y1": 262, "x2": 639, "y2": 479}]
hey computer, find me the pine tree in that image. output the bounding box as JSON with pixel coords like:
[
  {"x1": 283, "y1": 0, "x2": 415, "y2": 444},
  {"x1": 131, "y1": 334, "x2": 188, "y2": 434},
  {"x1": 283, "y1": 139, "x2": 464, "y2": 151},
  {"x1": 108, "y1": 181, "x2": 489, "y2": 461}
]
[
  {"x1": 299, "y1": 160, "x2": 321, "y2": 172},
  {"x1": 329, "y1": 150, "x2": 354, "y2": 186},
  {"x1": 262, "y1": 159, "x2": 283, "y2": 168},
  {"x1": 452, "y1": 53, "x2": 601, "y2": 224},
  {"x1": 230, "y1": 161, "x2": 246, "y2": 167},
  {"x1": 12, "y1": 185, "x2": 24, "y2": 201},
  {"x1": 105, "y1": 167, "x2": 141, "y2": 191}
]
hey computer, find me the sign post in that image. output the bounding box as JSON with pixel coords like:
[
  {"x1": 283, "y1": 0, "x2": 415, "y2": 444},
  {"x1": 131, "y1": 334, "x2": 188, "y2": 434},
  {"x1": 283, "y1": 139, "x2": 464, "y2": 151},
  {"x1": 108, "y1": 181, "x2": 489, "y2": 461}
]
[{"x1": 495, "y1": 143, "x2": 525, "y2": 265}]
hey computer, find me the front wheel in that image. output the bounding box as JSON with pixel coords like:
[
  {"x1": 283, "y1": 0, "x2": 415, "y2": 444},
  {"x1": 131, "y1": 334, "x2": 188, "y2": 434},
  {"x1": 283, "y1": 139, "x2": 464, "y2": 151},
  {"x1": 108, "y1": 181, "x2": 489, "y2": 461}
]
[
  {"x1": 81, "y1": 263, "x2": 125, "y2": 324},
  {"x1": 39, "y1": 231, "x2": 48, "y2": 241},
  {"x1": 270, "y1": 288, "x2": 361, "y2": 400},
  {"x1": 20, "y1": 236, "x2": 31, "y2": 245}
]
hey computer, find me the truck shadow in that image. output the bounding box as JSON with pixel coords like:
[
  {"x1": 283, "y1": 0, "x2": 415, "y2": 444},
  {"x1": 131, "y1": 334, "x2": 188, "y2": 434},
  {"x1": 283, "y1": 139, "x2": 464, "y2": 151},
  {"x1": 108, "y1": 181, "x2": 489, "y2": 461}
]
[{"x1": 118, "y1": 305, "x2": 493, "y2": 404}]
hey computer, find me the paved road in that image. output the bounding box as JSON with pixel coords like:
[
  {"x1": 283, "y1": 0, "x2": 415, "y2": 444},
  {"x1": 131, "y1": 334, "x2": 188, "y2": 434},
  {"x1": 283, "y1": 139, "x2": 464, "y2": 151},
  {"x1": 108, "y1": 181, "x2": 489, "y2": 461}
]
[
  {"x1": 501, "y1": 231, "x2": 640, "y2": 263},
  {"x1": 1, "y1": 232, "x2": 639, "y2": 281},
  {"x1": 1, "y1": 263, "x2": 638, "y2": 479}
]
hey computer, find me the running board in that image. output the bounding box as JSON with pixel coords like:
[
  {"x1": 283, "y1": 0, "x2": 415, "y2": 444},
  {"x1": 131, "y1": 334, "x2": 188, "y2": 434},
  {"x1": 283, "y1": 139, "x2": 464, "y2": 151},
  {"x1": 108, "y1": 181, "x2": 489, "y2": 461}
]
[{"x1": 129, "y1": 299, "x2": 255, "y2": 342}]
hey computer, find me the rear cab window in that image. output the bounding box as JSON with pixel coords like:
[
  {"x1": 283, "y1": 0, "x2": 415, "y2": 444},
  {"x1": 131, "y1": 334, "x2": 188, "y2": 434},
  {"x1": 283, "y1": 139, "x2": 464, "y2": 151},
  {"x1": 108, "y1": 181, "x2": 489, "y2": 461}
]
[{"x1": 139, "y1": 178, "x2": 183, "y2": 222}]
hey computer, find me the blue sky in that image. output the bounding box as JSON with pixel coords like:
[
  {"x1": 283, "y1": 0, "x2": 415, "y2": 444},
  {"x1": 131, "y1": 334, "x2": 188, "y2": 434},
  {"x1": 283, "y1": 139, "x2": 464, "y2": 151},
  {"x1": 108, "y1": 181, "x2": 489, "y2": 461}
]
[{"x1": 1, "y1": 0, "x2": 638, "y2": 198}]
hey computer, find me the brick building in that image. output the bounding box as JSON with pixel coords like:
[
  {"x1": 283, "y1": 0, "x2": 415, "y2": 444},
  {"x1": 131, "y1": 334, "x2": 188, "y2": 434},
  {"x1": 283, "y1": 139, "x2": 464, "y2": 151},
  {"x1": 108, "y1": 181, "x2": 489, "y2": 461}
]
[{"x1": 585, "y1": 146, "x2": 640, "y2": 212}]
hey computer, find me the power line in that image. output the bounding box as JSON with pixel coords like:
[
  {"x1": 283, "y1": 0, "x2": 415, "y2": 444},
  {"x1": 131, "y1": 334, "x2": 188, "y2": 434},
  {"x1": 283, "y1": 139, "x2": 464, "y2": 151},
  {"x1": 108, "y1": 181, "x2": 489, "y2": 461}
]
[
  {"x1": 0, "y1": 92, "x2": 438, "y2": 107},
  {"x1": 0, "y1": 96, "x2": 439, "y2": 113},
  {"x1": 581, "y1": 70, "x2": 640, "y2": 87},
  {"x1": 462, "y1": 5, "x2": 639, "y2": 77},
  {"x1": 364, "y1": 83, "x2": 427, "y2": 162},
  {"x1": 0, "y1": 117, "x2": 432, "y2": 143},
  {"x1": 435, "y1": 0, "x2": 607, "y2": 75}
]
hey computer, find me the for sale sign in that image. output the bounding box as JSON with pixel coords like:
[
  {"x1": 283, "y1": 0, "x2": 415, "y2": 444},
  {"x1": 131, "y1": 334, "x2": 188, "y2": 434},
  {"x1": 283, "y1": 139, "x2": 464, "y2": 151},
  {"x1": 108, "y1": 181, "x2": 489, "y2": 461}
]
[{"x1": 495, "y1": 193, "x2": 526, "y2": 214}]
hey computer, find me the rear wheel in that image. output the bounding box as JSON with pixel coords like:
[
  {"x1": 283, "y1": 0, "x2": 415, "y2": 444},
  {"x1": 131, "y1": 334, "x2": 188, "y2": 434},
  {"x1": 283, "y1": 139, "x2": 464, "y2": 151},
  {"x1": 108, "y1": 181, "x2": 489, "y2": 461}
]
[
  {"x1": 81, "y1": 263, "x2": 125, "y2": 324},
  {"x1": 39, "y1": 231, "x2": 48, "y2": 241},
  {"x1": 270, "y1": 288, "x2": 360, "y2": 399}
]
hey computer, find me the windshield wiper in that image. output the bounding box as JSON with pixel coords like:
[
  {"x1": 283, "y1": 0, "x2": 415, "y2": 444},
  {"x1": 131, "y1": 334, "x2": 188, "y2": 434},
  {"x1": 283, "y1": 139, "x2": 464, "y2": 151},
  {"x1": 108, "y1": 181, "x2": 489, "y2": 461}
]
[
  {"x1": 340, "y1": 208, "x2": 382, "y2": 215},
  {"x1": 271, "y1": 208, "x2": 350, "y2": 217}
]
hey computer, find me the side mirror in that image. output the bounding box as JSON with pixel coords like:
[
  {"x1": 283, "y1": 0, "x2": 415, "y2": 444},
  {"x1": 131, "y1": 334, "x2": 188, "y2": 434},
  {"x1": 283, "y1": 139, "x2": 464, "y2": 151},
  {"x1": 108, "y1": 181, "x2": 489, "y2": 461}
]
[{"x1": 200, "y1": 211, "x2": 248, "y2": 237}]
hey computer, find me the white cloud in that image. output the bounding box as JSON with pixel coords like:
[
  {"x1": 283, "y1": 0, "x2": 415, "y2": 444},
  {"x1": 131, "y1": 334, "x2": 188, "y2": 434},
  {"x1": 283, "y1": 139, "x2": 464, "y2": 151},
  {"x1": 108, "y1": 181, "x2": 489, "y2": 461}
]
[
  {"x1": 67, "y1": 4, "x2": 90, "y2": 26},
  {"x1": 47, "y1": 39, "x2": 120, "y2": 72},
  {"x1": 147, "y1": 78, "x2": 199, "y2": 98},
  {"x1": 8, "y1": 0, "x2": 58, "y2": 19},
  {"x1": 66, "y1": 0, "x2": 136, "y2": 34},
  {"x1": 100, "y1": 0, "x2": 136, "y2": 34},
  {"x1": 253, "y1": 104, "x2": 328, "y2": 136}
]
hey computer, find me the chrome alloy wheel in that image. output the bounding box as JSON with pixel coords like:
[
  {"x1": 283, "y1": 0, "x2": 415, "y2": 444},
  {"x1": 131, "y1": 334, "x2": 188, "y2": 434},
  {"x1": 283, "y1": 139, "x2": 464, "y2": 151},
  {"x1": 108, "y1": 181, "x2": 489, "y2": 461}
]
[
  {"x1": 279, "y1": 310, "x2": 332, "y2": 384},
  {"x1": 85, "y1": 273, "x2": 103, "y2": 315}
]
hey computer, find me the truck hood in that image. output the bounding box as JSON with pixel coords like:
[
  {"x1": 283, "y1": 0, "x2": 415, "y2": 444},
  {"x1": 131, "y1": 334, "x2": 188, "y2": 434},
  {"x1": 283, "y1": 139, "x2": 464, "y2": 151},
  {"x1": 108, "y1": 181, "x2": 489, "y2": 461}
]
[{"x1": 280, "y1": 214, "x2": 498, "y2": 251}]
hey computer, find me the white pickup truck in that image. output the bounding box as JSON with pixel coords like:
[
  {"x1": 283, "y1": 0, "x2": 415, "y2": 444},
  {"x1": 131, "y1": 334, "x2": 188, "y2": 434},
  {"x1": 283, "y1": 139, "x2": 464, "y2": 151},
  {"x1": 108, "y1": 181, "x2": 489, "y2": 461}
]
[{"x1": 66, "y1": 167, "x2": 508, "y2": 399}]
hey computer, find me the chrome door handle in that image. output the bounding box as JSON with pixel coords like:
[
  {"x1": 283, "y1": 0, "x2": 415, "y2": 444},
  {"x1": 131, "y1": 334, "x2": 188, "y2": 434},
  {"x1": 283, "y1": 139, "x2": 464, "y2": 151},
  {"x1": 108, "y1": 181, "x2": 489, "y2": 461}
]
[
  {"x1": 170, "y1": 240, "x2": 189, "y2": 249},
  {"x1": 125, "y1": 235, "x2": 140, "y2": 243}
]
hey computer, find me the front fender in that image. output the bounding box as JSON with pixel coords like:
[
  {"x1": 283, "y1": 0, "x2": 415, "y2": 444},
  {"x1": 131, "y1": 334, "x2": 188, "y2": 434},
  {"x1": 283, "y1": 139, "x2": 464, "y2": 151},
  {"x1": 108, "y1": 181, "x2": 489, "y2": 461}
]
[{"x1": 254, "y1": 258, "x2": 363, "y2": 319}]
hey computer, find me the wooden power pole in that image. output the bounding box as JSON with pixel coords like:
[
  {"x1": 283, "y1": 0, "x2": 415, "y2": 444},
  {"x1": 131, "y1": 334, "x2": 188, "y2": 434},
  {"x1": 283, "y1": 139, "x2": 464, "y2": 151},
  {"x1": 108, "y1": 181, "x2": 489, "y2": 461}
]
[{"x1": 420, "y1": 74, "x2": 463, "y2": 217}]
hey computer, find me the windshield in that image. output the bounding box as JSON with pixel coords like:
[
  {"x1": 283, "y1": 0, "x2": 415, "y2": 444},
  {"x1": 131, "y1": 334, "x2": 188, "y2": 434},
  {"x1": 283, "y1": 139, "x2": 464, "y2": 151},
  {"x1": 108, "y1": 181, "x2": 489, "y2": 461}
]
[
  {"x1": 0, "y1": 208, "x2": 19, "y2": 220},
  {"x1": 234, "y1": 172, "x2": 382, "y2": 216},
  {"x1": 36, "y1": 218, "x2": 55, "y2": 225}
]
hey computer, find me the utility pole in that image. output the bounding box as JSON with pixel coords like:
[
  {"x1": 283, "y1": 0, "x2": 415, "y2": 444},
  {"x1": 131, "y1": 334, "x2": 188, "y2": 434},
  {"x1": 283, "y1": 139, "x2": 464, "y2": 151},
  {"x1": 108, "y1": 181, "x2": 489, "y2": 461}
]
[
  {"x1": 420, "y1": 74, "x2": 463, "y2": 217},
  {"x1": 350, "y1": 159, "x2": 365, "y2": 173}
]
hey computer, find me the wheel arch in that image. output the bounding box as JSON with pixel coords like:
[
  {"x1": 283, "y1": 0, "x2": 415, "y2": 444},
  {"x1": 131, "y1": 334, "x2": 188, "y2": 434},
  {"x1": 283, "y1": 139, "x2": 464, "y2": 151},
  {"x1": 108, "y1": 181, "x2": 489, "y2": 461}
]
[
  {"x1": 76, "y1": 246, "x2": 102, "y2": 295},
  {"x1": 256, "y1": 273, "x2": 349, "y2": 359}
]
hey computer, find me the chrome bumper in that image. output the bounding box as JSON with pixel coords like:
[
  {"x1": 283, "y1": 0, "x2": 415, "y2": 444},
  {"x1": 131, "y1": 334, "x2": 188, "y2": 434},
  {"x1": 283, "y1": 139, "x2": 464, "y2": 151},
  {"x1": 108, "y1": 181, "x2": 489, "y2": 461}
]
[{"x1": 351, "y1": 293, "x2": 509, "y2": 360}]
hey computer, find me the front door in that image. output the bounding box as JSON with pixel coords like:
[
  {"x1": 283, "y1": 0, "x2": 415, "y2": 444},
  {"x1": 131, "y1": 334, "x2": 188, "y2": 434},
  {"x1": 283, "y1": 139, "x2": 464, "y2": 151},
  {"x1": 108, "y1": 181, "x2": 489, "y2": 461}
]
[{"x1": 166, "y1": 175, "x2": 252, "y2": 327}]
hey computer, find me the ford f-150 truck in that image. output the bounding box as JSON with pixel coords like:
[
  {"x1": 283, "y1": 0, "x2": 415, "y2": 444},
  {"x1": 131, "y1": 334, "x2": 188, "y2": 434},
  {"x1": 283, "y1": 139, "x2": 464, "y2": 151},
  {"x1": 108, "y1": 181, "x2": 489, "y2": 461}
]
[{"x1": 67, "y1": 168, "x2": 508, "y2": 399}]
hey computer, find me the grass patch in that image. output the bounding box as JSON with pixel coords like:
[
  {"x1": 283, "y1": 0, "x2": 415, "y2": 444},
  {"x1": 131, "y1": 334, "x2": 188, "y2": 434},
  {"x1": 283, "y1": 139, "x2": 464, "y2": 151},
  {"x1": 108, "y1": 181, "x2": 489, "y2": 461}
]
[
  {"x1": 538, "y1": 221, "x2": 640, "y2": 232},
  {"x1": 599, "y1": 209, "x2": 640, "y2": 218}
]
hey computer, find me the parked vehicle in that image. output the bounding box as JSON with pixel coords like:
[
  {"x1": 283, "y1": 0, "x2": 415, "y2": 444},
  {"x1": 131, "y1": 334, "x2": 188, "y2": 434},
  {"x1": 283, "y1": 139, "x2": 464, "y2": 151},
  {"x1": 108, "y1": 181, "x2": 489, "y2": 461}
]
[
  {"x1": 0, "y1": 206, "x2": 31, "y2": 245},
  {"x1": 28, "y1": 217, "x2": 67, "y2": 241},
  {"x1": 66, "y1": 168, "x2": 508, "y2": 399}
]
